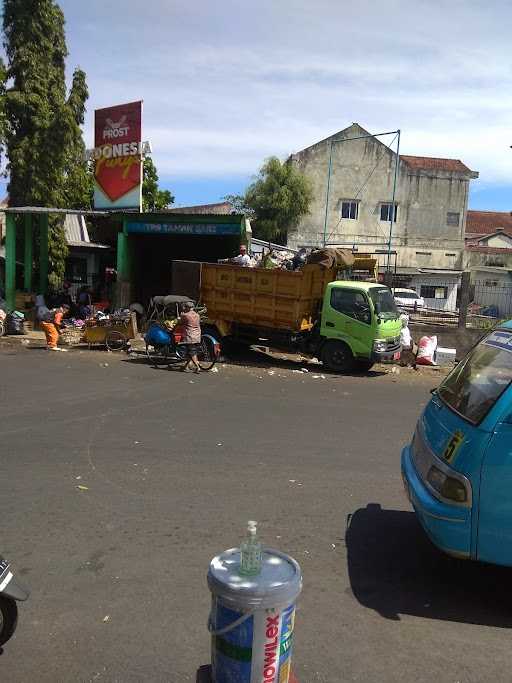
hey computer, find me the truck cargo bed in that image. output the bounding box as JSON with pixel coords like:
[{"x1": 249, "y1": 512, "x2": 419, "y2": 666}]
[{"x1": 200, "y1": 263, "x2": 336, "y2": 331}]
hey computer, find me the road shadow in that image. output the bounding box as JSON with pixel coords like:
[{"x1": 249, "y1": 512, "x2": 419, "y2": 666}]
[
  {"x1": 122, "y1": 346, "x2": 388, "y2": 377},
  {"x1": 215, "y1": 346, "x2": 387, "y2": 377},
  {"x1": 346, "y1": 503, "x2": 512, "y2": 627},
  {"x1": 196, "y1": 664, "x2": 299, "y2": 682}
]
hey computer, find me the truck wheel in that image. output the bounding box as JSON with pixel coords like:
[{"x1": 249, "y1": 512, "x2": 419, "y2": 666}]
[
  {"x1": 355, "y1": 360, "x2": 374, "y2": 373},
  {"x1": 221, "y1": 336, "x2": 247, "y2": 357},
  {"x1": 321, "y1": 341, "x2": 355, "y2": 373}
]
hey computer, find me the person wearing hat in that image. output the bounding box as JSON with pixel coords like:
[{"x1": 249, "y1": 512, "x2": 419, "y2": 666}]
[{"x1": 179, "y1": 302, "x2": 202, "y2": 373}]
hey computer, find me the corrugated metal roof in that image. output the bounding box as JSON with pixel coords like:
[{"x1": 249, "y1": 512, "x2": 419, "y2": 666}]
[
  {"x1": 163, "y1": 202, "x2": 236, "y2": 215},
  {"x1": 64, "y1": 214, "x2": 88, "y2": 243},
  {"x1": 4, "y1": 206, "x2": 108, "y2": 215}
]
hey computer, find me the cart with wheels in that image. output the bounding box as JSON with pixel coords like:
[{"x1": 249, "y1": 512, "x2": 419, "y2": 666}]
[{"x1": 83, "y1": 312, "x2": 138, "y2": 351}]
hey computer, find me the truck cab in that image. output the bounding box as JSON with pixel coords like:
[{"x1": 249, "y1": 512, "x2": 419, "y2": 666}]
[{"x1": 319, "y1": 281, "x2": 402, "y2": 372}]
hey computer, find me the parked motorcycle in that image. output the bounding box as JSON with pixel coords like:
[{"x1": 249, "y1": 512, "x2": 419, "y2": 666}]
[{"x1": 0, "y1": 556, "x2": 29, "y2": 646}]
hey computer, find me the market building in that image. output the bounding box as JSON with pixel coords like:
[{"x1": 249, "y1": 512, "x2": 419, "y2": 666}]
[{"x1": 1, "y1": 206, "x2": 249, "y2": 312}]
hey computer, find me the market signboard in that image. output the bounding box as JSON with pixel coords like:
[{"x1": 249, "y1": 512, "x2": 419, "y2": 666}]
[
  {"x1": 126, "y1": 222, "x2": 241, "y2": 236},
  {"x1": 92, "y1": 101, "x2": 145, "y2": 210}
]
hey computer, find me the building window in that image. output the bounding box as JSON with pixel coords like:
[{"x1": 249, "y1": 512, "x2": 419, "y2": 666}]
[
  {"x1": 445, "y1": 253, "x2": 457, "y2": 257},
  {"x1": 341, "y1": 201, "x2": 359, "y2": 220},
  {"x1": 485, "y1": 280, "x2": 499, "y2": 287},
  {"x1": 447, "y1": 212, "x2": 460, "y2": 226},
  {"x1": 380, "y1": 203, "x2": 398, "y2": 222},
  {"x1": 420, "y1": 285, "x2": 448, "y2": 300}
]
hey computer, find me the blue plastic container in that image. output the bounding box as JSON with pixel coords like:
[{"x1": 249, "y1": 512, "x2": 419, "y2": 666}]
[{"x1": 145, "y1": 323, "x2": 172, "y2": 346}]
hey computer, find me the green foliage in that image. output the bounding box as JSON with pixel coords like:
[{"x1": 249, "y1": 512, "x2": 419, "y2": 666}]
[
  {"x1": 63, "y1": 68, "x2": 93, "y2": 210},
  {"x1": 223, "y1": 194, "x2": 254, "y2": 217},
  {"x1": 142, "y1": 156, "x2": 174, "y2": 212},
  {"x1": 0, "y1": 58, "x2": 6, "y2": 167},
  {"x1": 244, "y1": 157, "x2": 312, "y2": 244},
  {"x1": 48, "y1": 215, "x2": 68, "y2": 290},
  {"x1": 3, "y1": 0, "x2": 89, "y2": 282}
]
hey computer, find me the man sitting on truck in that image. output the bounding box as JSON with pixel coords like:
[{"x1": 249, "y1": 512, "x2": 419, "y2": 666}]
[{"x1": 231, "y1": 245, "x2": 251, "y2": 267}]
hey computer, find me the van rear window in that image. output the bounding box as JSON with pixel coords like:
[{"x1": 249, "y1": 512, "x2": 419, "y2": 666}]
[{"x1": 438, "y1": 330, "x2": 512, "y2": 424}]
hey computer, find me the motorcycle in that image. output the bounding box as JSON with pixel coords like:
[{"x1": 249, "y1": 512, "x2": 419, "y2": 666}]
[{"x1": 0, "y1": 555, "x2": 29, "y2": 646}]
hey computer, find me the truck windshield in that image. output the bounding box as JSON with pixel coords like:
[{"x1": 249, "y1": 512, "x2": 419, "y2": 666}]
[
  {"x1": 438, "y1": 329, "x2": 512, "y2": 425},
  {"x1": 369, "y1": 287, "x2": 399, "y2": 320}
]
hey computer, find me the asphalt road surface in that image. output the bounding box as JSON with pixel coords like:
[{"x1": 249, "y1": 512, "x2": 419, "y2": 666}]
[{"x1": 0, "y1": 345, "x2": 511, "y2": 682}]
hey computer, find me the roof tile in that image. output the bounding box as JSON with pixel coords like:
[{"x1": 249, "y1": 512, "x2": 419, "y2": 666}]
[
  {"x1": 466, "y1": 210, "x2": 512, "y2": 235},
  {"x1": 401, "y1": 155, "x2": 474, "y2": 174}
]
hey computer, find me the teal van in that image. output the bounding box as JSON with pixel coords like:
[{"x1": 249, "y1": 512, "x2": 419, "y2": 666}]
[{"x1": 402, "y1": 322, "x2": 512, "y2": 565}]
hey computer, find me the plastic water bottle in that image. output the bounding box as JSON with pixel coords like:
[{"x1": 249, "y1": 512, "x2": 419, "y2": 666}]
[{"x1": 239, "y1": 520, "x2": 262, "y2": 575}]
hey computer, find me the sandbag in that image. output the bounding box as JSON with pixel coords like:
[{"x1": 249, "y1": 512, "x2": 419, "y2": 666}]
[
  {"x1": 416, "y1": 335, "x2": 437, "y2": 366},
  {"x1": 400, "y1": 326, "x2": 412, "y2": 349}
]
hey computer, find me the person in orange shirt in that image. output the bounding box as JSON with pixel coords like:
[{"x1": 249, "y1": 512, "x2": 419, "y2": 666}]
[{"x1": 40, "y1": 304, "x2": 70, "y2": 351}]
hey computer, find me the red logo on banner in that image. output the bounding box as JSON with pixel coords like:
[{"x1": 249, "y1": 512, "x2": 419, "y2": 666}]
[{"x1": 94, "y1": 101, "x2": 142, "y2": 204}]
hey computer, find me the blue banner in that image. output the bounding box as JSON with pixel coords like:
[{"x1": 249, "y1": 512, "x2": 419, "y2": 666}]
[
  {"x1": 126, "y1": 222, "x2": 240, "y2": 236},
  {"x1": 484, "y1": 330, "x2": 512, "y2": 353}
]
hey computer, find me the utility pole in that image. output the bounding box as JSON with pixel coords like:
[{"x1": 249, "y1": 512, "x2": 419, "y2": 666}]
[{"x1": 386, "y1": 129, "x2": 400, "y2": 271}]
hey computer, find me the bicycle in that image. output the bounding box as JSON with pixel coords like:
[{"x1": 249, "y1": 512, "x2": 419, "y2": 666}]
[{"x1": 145, "y1": 323, "x2": 219, "y2": 371}]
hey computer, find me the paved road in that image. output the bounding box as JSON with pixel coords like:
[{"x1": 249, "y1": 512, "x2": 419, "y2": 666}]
[{"x1": 0, "y1": 345, "x2": 510, "y2": 682}]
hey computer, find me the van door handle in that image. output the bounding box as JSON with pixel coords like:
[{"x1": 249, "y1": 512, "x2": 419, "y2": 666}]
[{"x1": 326, "y1": 321, "x2": 335, "y2": 327}]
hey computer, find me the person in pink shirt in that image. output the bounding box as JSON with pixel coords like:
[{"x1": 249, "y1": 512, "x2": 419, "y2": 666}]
[{"x1": 179, "y1": 302, "x2": 202, "y2": 373}]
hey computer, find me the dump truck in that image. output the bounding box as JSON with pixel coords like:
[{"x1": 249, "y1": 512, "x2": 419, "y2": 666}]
[{"x1": 173, "y1": 260, "x2": 402, "y2": 372}]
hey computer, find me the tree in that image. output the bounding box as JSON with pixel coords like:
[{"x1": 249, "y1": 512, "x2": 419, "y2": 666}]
[
  {"x1": 3, "y1": 0, "x2": 90, "y2": 285},
  {"x1": 223, "y1": 194, "x2": 254, "y2": 217},
  {"x1": 142, "y1": 157, "x2": 174, "y2": 212},
  {"x1": 243, "y1": 157, "x2": 313, "y2": 244},
  {"x1": 62, "y1": 68, "x2": 93, "y2": 210}
]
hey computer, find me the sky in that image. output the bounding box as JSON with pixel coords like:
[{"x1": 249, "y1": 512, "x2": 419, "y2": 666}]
[{"x1": 3, "y1": 0, "x2": 512, "y2": 210}]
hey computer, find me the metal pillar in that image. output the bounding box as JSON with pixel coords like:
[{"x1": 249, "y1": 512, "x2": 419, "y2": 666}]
[
  {"x1": 24, "y1": 214, "x2": 33, "y2": 291},
  {"x1": 5, "y1": 213, "x2": 16, "y2": 311},
  {"x1": 322, "y1": 129, "x2": 400, "y2": 250},
  {"x1": 116, "y1": 230, "x2": 129, "y2": 281},
  {"x1": 115, "y1": 228, "x2": 132, "y2": 308},
  {"x1": 386, "y1": 129, "x2": 401, "y2": 271},
  {"x1": 322, "y1": 142, "x2": 334, "y2": 247},
  {"x1": 39, "y1": 213, "x2": 49, "y2": 295}
]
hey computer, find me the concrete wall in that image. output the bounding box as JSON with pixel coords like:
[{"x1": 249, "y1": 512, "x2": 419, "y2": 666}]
[
  {"x1": 486, "y1": 233, "x2": 512, "y2": 248},
  {"x1": 465, "y1": 249, "x2": 512, "y2": 269},
  {"x1": 288, "y1": 124, "x2": 471, "y2": 271},
  {"x1": 409, "y1": 323, "x2": 485, "y2": 358}
]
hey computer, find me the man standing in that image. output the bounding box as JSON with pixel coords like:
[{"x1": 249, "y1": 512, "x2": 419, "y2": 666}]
[{"x1": 179, "y1": 302, "x2": 202, "y2": 373}]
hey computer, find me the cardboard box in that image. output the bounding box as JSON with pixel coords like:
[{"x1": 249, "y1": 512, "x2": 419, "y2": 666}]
[{"x1": 435, "y1": 347, "x2": 457, "y2": 366}]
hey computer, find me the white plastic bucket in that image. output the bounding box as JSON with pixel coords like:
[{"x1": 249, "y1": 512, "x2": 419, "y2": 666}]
[{"x1": 208, "y1": 547, "x2": 302, "y2": 683}]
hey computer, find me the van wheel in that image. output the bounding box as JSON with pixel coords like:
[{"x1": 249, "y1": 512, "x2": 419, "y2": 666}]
[{"x1": 321, "y1": 341, "x2": 355, "y2": 373}]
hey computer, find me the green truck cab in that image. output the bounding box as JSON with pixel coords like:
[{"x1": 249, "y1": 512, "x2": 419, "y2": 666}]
[{"x1": 319, "y1": 281, "x2": 402, "y2": 372}]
